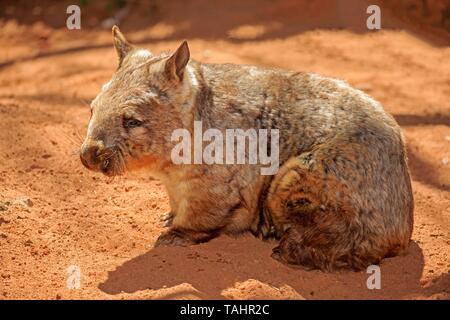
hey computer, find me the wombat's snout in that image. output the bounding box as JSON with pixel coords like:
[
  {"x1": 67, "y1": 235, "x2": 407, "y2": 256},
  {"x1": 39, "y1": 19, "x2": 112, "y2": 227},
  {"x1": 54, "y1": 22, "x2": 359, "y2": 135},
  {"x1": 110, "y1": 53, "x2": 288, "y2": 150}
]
[{"x1": 80, "y1": 141, "x2": 110, "y2": 173}]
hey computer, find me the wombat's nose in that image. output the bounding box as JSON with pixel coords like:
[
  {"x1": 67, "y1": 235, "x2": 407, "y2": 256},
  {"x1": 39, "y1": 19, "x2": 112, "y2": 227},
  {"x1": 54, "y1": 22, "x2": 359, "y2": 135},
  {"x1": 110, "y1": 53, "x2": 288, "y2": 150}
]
[{"x1": 80, "y1": 144, "x2": 102, "y2": 170}]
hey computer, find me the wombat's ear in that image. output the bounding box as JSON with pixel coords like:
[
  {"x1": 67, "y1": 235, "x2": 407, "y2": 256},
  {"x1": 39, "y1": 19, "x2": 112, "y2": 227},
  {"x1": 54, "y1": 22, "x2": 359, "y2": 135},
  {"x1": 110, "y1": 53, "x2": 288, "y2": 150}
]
[
  {"x1": 165, "y1": 41, "x2": 190, "y2": 81},
  {"x1": 112, "y1": 25, "x2": 132, "y2": 67}
]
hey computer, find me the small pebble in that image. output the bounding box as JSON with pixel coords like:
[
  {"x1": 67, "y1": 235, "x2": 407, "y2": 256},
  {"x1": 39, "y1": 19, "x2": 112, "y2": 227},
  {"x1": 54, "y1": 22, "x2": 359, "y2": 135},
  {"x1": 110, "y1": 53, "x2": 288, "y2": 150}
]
[{"x1": 13, "y1": 196, "x2": 33, "y2": 208}]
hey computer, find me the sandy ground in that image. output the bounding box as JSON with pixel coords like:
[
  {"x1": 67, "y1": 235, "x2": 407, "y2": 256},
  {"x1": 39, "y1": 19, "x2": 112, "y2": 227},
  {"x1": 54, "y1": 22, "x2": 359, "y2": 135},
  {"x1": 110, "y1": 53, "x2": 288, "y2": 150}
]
[{"x1": 0, "y1": 0, "x2": 449, "y2": 299}]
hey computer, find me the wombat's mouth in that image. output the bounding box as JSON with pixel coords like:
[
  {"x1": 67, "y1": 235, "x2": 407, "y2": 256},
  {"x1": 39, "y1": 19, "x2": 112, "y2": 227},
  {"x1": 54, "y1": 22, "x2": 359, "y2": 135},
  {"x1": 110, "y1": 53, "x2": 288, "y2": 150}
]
[
  {"x1": 80, "y1": 141, "x2": 127, "y2": 176},
  {"x1": 99, "y1": 150, "x2": 126, "y2": 177},
  {"x1": 100, "y1": 159, "x2": 111, "y2": 174}
]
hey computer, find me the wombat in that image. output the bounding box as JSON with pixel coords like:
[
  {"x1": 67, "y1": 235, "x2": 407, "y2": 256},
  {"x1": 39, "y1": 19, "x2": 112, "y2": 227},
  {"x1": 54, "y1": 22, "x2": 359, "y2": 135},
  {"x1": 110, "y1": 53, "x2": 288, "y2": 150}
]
[{"x1": 80, "y1": 26, "x2": 414, "y2": 271}]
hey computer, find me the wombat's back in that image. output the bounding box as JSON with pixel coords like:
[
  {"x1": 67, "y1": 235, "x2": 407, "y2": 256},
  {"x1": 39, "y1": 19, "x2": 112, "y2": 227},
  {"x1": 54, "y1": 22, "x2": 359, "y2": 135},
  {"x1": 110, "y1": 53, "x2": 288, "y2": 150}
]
[{"x1": 197, "y1": 61, "x2": 406, "y2": 163}]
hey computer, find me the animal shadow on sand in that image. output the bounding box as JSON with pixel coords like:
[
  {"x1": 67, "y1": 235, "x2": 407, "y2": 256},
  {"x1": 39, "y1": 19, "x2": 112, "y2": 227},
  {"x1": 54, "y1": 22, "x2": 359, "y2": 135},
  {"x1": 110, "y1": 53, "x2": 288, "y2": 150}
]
[{"x1": 99, "y1": 234, "x2": 435, "y2": 299}]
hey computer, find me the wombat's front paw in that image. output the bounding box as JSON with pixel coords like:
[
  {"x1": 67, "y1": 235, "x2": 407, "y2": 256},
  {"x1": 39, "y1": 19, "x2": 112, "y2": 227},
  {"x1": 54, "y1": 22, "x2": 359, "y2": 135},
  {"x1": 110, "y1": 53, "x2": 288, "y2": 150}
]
[
  {"x1": 160, "y1": 211, "x2": 174, "y2": 227},
  {"x1": 154, "y1": 229, "x2": 192, "y2": 247}
]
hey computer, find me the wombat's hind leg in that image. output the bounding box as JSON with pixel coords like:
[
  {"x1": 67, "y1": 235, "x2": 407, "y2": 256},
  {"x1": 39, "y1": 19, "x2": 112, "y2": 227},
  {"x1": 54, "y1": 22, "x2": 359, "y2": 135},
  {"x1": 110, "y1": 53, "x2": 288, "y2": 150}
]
[
  {"x1": 266, "y1": 155, "x2": 370, "y2": 271},
  {"x1": 271, "y1": 229, "x2": 322, "y2": 271},
  {"x1": 271, "y1": 227, "x2": 345, "y2": 271}
]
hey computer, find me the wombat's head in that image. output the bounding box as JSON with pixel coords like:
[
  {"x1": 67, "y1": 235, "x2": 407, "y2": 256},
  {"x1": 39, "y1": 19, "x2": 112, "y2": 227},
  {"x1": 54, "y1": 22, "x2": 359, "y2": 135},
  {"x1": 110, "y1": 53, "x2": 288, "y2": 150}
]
[{"x1": 80, "y1": 26, "x2": 196, "y2": 176}]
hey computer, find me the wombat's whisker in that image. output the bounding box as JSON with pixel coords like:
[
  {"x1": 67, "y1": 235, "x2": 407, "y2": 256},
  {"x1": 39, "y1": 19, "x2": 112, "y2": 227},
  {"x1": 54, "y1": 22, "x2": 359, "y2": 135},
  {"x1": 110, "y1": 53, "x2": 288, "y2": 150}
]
[
  {"x1": 58, "y1": 131, "x2": 82, "y2": 158},
  {"x1": 73, "y1": 128, "x2": 84, "y2": 144},
  {"x1": 103, "y1": 151, "x2": 117, "y2": 161},
  {"x1": 69, "y1": 149, "x2": 81, "y2": 157},
  {"x1": 112, "y1": 142, "x2": 127, "y2": 174},
  {"x1": 78, "y1": 98, "x2": 92, "y2": 108}
]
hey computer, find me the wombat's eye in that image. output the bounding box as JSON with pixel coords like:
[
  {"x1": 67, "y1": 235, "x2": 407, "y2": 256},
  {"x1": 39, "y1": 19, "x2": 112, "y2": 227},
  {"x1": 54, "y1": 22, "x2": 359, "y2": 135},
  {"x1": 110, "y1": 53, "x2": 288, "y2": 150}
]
[{"x1": 123, "y1": 118, "x2": 143, "y2": 129}]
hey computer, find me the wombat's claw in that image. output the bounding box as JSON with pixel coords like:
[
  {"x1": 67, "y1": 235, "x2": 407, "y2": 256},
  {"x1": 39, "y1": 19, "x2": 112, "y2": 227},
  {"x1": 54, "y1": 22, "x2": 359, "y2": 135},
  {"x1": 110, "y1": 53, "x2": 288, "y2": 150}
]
[
  {"x1": 160, "y1": 211, "x2": 174, "y2": 227},
  {"x1": 154, "y1": 230, "x2": 191, "y2": 247},
  {"x1": 259, "y1": 223, "x2": 276, "y2": 240},
  {"x1": 271, "y1": 246, "x2": 283, "y2": 261},
  {"x1": 259, "y1": 225, "x2": 269, "y2": 239}
]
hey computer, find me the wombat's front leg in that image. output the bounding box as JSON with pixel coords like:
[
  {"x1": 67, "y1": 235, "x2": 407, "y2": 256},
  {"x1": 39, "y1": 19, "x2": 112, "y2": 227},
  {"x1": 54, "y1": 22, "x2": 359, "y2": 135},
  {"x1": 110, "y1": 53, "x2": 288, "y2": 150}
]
[
  {"x1": 154, "y1": 198, "x2": 231, "y2": 247},
  {"x1": 155, "y1": 228, "x2": 219, "y2": 247},
  {"x1": 154, "y1": 171, "x2": 241, "y2": 247},
  {"x1": 160, "y1": 211, "x2": 174, "y2": 227}
]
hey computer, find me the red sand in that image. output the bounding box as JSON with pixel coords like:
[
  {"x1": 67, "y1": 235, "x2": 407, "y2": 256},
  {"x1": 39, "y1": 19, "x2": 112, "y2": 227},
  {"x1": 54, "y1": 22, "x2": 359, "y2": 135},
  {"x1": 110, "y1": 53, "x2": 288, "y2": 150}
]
[{"x1": 0, "y1": 0, "x2": 449, "y2": 299}]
